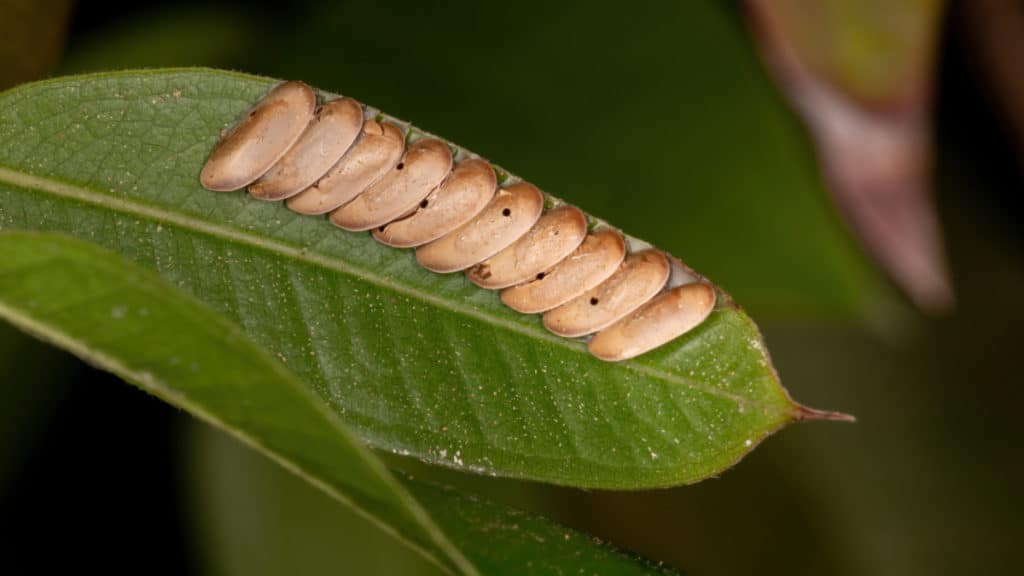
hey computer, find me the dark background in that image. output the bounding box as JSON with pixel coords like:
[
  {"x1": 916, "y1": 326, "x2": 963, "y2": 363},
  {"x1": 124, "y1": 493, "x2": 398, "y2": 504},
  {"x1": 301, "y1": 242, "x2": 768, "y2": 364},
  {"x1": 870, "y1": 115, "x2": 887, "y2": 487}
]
[{"x1": 2, "y1": 1, "x2": 1022, "y2": 574}]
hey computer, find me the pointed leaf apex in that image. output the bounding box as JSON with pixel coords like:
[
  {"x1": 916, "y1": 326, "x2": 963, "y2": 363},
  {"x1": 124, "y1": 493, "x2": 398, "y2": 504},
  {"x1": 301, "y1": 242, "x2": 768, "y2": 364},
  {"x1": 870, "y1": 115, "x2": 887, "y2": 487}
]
[{"x1": 793, "y1": 404, "x2": 856, "y2": 423}]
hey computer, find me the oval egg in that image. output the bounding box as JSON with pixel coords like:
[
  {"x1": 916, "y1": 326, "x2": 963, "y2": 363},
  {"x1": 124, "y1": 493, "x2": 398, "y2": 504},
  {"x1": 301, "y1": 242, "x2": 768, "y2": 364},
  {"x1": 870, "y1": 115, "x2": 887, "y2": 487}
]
[
  {"x1": 588, "y1": 282, "x2": 716, "y2": 361},
  {"x1": 416, "y1": 182, "x2": 544, "y2": 273},
  {"x1": 373, "y1": 159, "x2": 496, "y2": 248},
  {"x1": 248, "y1": 97, "x2": 364, "y2": 201},
  {"x1": 331, "y1": 138, "x2": 453, "y2": 231},
  {"x1": 200, "y1": 81, "x2": 316, "y2": 191},
  {"x1": 501, "y1": 230, "x2": 625, "y2": 314},
  {"x1": 467, "y1": 205, "x2": 587, "y2": 290},
  {"x1": 286, "y1": 120, "x2": 405, "y2": 215},
  {"x1": 543, "y1": 249, "x2": 670, "y2": 338}
]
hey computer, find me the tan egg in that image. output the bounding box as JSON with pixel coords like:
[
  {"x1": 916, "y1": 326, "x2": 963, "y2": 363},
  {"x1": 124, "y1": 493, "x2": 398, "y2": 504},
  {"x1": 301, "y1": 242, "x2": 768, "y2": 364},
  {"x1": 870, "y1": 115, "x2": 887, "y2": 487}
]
[
  {"x1": 200, "y1": 81, "x2": 316, "y2": 191},
  {"x1": 286, "y1": 120, "x2": 405, "y2": 215},
  {"x1": 248, "y1": 98, "x2": 364, "y2": 201},
  {"x1": 543, "y1": 249, "x2": 670, "y2": 338},
  {"x1": 416, "y1": 182, "x2": 544, "y2": 273},
  {"x1": 467, "y1": 206, "x2": 587, "y2": 290},
  {"x1": 373, "y1": 159, "x2": 496, "y2": 248},
  {"x1": 330, "y1": 139, "x2": 453, "y2": 231},
  {"x1": 501, "y1": 230, "x2": 625, "y2": 313},
  {"x1": 588, "y1": 282, "x2": 716, "y2": 361}
]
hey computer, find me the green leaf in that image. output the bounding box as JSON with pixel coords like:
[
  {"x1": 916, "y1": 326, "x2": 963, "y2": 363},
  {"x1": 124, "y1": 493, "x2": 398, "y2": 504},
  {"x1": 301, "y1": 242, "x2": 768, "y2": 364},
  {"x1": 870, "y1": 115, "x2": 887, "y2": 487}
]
[
  {"x1": 0, "y1": 68, "x2": 841, "y2": 489},
  {"x1": 0, "y1": 230, "x2": 678, "y2": 575},
  {"x1": 404, "y1": 479, "x2": 679, "y2": 575},
  {"x1": 0, "y1": 230, "x2": 471, "y2": 575},
  {"x1": 191, "y1": 418, "x2": 677, "y2": 576}
]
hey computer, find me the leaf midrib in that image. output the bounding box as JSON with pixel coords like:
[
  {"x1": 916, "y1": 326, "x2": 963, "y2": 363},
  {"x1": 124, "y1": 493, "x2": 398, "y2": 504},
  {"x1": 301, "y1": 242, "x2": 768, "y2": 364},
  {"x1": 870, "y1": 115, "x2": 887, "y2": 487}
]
[{"x1": 0, "y1": 160, "x2": 779, "y2": 415}]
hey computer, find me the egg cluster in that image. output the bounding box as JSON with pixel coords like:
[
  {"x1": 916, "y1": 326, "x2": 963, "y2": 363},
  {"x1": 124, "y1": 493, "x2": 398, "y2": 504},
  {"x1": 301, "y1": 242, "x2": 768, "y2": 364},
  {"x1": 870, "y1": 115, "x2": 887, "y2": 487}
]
[{"x1": 200, "y1": 81, "x2": 716, "y2": 361}]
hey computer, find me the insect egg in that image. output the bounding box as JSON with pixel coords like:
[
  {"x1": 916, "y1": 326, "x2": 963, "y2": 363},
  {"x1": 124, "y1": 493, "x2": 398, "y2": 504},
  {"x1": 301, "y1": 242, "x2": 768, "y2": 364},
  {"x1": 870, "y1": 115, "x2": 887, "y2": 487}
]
[
  {"x1": 200, "y1": 81, "x2": 316, "y2": 191},
  {"x1": 415, "y1": 182, "x2": 544, "y2": 273},
  {"x1": 373, "y1": 158, "x2": 497, "y2": 248},
  {"x1": 542, "y1": 249, "x2": 671, "y2": 338},
  {"x1": 467, "y1": 205, "x2": 588, "y2": 290},
  {"x1": 330, "y1": 138, "x2": 453, "y2": 231},
  {"x1": 500, "y1": 229, "x2": 626, "y2": 314},
  {"x1": 248, "y1": 97, "x2": 364, "y2": 201},
  {"x1": 286, "y1": 120, "x2": 405, "y2": 215},
  {"x1": 588, "y1": 282, "x2": 716, "y2": 361}
]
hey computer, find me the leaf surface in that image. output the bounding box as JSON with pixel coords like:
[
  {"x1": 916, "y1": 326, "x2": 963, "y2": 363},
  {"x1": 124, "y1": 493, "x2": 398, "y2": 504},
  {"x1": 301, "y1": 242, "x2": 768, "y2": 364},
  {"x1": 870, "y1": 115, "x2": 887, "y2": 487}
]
[
  {"x1": 0, "y1": 231, "x2": 471, "y2": 574},
  {"x1": 0, "y1": 231, "x2": 678, "y2": 575},
  {"x1": 191, "y1": 418, "x2": 678, "y2": 576},
  {"x1": 0, "y1": 69, "x2": 830, "y2": 488}
]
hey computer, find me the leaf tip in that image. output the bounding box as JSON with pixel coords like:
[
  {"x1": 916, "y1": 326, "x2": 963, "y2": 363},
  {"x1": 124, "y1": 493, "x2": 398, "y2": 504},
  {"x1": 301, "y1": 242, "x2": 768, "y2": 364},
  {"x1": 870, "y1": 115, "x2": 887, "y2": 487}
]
[{"x1": 792, "y1": 404, "x2": 856, "y2": 423}]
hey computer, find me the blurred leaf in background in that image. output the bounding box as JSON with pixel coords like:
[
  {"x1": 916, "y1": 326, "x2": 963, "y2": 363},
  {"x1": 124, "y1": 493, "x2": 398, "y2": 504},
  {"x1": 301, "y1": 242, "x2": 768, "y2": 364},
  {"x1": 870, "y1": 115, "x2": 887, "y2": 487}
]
[
  {"x1": 56, "y1": 4, "x2": 260, "y2": 73},
  {"x1": 0, "y1": 0, "x2": 72, "y2": 90},
  {"x1": 747, "y1": 0, "x2": 952, "y2": 312}
]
